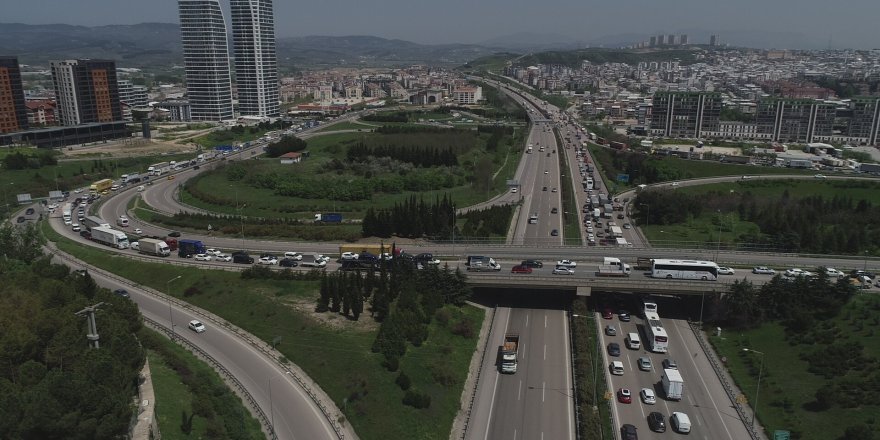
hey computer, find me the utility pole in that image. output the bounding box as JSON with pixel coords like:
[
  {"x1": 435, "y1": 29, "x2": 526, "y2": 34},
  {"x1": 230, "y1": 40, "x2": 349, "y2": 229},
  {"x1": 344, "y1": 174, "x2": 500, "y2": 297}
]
[{"x1": 75, "y1": 303, "x2": 106, "y2": 349}]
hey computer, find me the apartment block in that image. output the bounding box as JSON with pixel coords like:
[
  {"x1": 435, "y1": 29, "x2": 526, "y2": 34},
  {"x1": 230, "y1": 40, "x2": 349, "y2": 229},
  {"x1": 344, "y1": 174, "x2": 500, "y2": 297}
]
[
  {"x1": 650, "y1": 92, "x2": 722, "y2": 138},
  {"x1": 755, "y1": 98, "x2": 835, "y2": 143},
  {"x1": 452, "y1": 86, "x2": 482, "y2": 104},
  {"x1": 847, "y1": 97, "x2": 880, "y2": 145},
  {"x1": 50, "y1": 59, "x2": 122, "y2": 126},
  {"x1": 178, "y1": 0, "x2": 234, "y2": 121},
  {"x1": 0, "y1": 56, "x2": 28, "y2": 133},
  {"x1": 231, "y1": 0, "x2": 280, "y2": 117}
]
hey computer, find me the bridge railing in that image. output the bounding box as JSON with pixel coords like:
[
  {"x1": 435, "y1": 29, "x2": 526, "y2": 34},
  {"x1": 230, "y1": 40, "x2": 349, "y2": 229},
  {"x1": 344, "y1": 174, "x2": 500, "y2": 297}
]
[{"x1": 688, "y1": 322, "x2": 764, "y2": 440}]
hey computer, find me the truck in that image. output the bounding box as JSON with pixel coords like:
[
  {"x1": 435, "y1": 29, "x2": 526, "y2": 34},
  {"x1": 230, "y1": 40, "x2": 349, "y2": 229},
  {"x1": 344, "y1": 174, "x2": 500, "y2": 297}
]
[
  {"x1": 636, "y1": 257, "x2": 654, "y2": 270},
  {"x1": 787, "y1": 159, "x2": 814, "y2": 169},
  {"x1": 528, "y1": 213, "x2": 538, "y2": 224},
  {"x1": 300, "y1": 253, "x2": 328, "y2": 268},
  {"x1": 83, "y1": 215, "x2": 110, "y2": 231},
  {"x1": 314, "y1": 213, "x2": 343, "y2": 223},
  {"x1": 592, "y1": 208, "x2": 601, "y2": 220},
  {"x1": 148, "y1": 162, "x2": 171, "y2": 176},
  {"x1": 90, "y1": 226, "x2": 130, "y2": 249},
  {"x1": 500, "y1": 334, "x2": 520, "y2": 374},
  {"x1": 597, "y1": 257, "x2": 632, "y2": 276},
  {"x1": 89, "y1": 178, "x2": 114, "y2": 193},
  {"x1": 178, "y1": 239, "x2": 207, "y2": 258},
  {"x1": 609, "y1": 225, "x2": 623, "y2": 238},
  {"x1": 465, "y1": 256, "x2": 501, "y2": 272},
  {"x1": 123, "y1": 173, "x2": 141, "y2": 184},
  {"x1": 62, "y1": 204, "x2": 72, "y2": 224},
  {"x1": 137, "y1": 238, "x2": 171, "y2": 257},
  {"x1": 662, "y1": 368, "x2": 684, "y2": 400},
  {"x1": 526, "y1": 145, "x2": 533, "y2": 154}
]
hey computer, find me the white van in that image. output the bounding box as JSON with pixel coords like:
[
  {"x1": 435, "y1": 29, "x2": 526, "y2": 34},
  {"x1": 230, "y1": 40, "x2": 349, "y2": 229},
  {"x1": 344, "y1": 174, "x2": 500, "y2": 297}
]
[
  {"x1": 117, "y1": 217, "x2": 129, "y2": 227},
  {"x1": 626, "y1": 332, "x2": 641, "y2": 350},
  {"x1": 671, "y1": 412, "x2": 691, "y2": 433},
  {"x1": 610, "y1": 361, "x2": 625, "y2": 375},
  {"x1": 137, "y1": 185, "x2": 145, "y2": 192}
]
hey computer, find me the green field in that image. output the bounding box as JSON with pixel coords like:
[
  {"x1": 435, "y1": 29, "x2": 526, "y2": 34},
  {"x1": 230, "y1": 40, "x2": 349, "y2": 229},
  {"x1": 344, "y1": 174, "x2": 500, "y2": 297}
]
[
  {"x1": 314, "y1": 120, "x2": 379, "y2": 132},
  {"x1": 181, "y1": 127, "x2": 524, "y2": 221},
  {"x1": 193, "y1": 126, "x2": 272, "y2": 147},
  {"x1": 710, "y1": 292, "x2": 880, "y2": 439},
  {"x1": 42, "y1": 221, "x2": 484, "y2": 440}
]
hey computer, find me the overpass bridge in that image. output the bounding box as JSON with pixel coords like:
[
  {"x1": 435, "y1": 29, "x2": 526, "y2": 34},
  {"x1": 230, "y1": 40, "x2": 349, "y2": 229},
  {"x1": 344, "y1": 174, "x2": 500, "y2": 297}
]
[{"x1": 466, "y1": 273, "x2": 731, "y2": 295}]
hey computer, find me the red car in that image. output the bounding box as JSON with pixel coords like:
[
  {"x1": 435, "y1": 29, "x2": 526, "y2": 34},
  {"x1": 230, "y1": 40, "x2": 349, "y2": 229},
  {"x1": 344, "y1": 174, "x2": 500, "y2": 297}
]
[
  {"x1": 511, "y1": 265, "x2": 533, "y2": 274},
  {"x1": 617, "y1": 388, "x2": 632, "y2": 404},
  {"x1": 602, "y1": 308, "x2": 614, "y2": 319}
]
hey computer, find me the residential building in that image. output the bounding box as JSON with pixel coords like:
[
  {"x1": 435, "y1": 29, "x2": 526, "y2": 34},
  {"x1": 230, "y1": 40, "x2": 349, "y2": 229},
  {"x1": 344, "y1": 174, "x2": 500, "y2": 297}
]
[
  {"x1": 157, "y1": 100, "x2": 192, "y2": 122},
  {"x1": 847, "y1": 97, "x2": 880, "y2": 145},
  {"x1": 25, "y1": 100, "x2": 56, "y2": 126},
  {"x1": 650, "y1": 92, "x2": 722, "y2": 138},
  {"x1": 0, "y1": 56, "x2": 28, "y2": 133},
  {"x1": 452, "y1": 86, "x2": 482, "y2": 104},
  {"x1": 755, "y1": 98, "x2": 835, "y2": 143},
  {"x1": 231, "y1": 0, "x2": 280, "y2": 117},
  {"x1": 178, "y1": 0, "x2": 234, "y2": 121},
  {"x1": 50, "y1": 59, "x2": 122, "y2": 126}
]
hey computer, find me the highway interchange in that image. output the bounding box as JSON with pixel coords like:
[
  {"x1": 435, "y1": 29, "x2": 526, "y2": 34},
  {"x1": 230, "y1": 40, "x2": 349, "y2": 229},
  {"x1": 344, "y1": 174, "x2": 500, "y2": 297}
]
[{"x1": 40, "y1": 80, "x2": 880, "y2": 440}]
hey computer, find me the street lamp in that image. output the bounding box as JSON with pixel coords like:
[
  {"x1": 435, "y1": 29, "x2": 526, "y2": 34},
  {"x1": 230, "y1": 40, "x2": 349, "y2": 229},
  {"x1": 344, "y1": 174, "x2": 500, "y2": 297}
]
[
  {"x1": 715, "y1": 209, "x2": 723, "y2": 262},
  {"x1": 742, "y1": 348, "x2": 765, "y2": 429},
  {"x1": 167, "y1": 275, "x2": 182, "y2": 338}
]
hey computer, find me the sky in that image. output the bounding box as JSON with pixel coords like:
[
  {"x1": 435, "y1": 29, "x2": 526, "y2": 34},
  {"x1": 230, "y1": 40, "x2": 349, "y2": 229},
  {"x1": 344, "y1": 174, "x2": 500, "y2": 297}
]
[{"x1": 2, "y1": 0, "x2": 879, "y2": 48}]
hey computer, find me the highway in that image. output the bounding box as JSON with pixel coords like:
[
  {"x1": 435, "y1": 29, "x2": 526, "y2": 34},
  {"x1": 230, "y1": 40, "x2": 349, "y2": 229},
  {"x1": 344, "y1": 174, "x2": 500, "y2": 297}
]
[{"x1": 49, "y1": 247, "x2": 344, "y2": 440}]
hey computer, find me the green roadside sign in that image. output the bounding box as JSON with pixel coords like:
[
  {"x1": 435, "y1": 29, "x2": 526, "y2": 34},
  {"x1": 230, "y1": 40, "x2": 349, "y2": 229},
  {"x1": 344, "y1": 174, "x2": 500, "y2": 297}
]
[{"x1": 774, "y1": 430, "x2": 790, "y2": 440}]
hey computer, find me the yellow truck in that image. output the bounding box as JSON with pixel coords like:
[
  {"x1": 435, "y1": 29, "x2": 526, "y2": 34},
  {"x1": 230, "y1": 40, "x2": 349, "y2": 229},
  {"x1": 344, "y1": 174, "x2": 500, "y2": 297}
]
[{"x1": 89, "y1": 178, "x2": 113, "y2": 193}]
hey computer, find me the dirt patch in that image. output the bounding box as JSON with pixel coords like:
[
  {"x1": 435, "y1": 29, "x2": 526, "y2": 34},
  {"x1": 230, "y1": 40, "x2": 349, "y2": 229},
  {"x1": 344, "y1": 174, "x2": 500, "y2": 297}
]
[
  {"x1": 286, "y1": 297, "x2": 380, "y2": 333},
  {"x1": 61, "y1": 138, "x2": 199, "y2": 159}
]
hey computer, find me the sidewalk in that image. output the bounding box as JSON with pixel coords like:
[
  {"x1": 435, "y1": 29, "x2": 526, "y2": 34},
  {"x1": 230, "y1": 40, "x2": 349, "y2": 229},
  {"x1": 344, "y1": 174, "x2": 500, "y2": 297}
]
[{"x1": 130, "y1": 358, "x2": 160, "y2": 440}]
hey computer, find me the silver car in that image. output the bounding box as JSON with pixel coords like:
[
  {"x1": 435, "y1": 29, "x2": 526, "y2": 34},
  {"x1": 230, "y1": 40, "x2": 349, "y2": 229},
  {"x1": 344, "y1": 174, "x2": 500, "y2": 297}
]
[{"x1": 553, "y1": 266, "x2": 575, "y2": 275}]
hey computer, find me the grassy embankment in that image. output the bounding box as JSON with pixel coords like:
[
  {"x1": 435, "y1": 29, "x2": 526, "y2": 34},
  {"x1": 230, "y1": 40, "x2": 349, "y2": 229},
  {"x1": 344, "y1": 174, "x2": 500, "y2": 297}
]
[{"x1": 42, "y1": 221, "x2": 484, "y2": 440}]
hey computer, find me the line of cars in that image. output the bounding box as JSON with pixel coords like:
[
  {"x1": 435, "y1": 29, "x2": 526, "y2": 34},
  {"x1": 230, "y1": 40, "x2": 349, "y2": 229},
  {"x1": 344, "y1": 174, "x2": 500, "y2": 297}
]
[
  {"x1": 510, "y1": 259, "x2": 577, "y2": 275},
  {"x1": 605, "y1": 308, "x2": 692, "y2": 438}
]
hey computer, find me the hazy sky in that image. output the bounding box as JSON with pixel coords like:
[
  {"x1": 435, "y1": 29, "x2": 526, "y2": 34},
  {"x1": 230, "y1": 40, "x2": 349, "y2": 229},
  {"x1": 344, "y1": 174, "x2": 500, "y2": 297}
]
[{"x1": 2, "y1": 0, "x2": 879, "y2": 48}]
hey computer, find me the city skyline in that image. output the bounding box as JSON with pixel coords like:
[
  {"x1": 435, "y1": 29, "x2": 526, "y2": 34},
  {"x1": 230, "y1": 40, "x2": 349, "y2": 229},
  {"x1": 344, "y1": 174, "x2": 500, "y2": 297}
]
[{"x1": 2, "y1": 0, "x2": 880, "y2": 49}]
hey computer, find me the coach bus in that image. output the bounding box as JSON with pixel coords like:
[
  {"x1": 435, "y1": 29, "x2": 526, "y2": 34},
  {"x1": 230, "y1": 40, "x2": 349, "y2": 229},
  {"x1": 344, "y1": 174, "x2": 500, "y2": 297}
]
[
  {"x1": 644, "y1": 312, "x2": 669, "y2": 353},
  {"x1": 651, "y1": 259, "x2": 719, "y2": 281}
]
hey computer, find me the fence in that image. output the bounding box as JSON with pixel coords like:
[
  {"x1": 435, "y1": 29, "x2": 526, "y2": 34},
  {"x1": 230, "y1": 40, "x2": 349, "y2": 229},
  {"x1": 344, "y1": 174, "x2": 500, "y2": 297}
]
[
  {"x1": 46, "y1": 242, "x2": 347, "y2": 440},
  {"x1": 688, "y1": 322, "x2": 763, "y2": 440},
  {"x1": 459, "y1": 306, "x2": 498, "y2": 439}
]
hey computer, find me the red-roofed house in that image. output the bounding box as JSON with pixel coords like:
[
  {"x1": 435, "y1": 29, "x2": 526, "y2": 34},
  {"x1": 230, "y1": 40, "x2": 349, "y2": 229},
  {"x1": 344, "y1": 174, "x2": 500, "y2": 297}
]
[{"x1": 279, "y1": 152, "x2": 302, "y2": 164}]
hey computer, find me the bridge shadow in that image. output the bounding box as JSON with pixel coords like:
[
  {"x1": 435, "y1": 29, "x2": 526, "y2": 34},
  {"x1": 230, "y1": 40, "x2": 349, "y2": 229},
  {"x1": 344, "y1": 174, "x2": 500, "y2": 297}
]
[{"x1": 471, "y1": 287, "x2": 576, "y2": 310}]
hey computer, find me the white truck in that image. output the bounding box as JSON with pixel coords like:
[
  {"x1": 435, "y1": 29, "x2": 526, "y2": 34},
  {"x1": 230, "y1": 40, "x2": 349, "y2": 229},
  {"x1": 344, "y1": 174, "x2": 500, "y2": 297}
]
[
  {"x1": 662, "y1": 368, "x2": 684, "y2": 400},
  {"x1": 90, "y1": 226, "x2": 130, "y2": 249},
  {"x1": 500, "y1": 334, "x2": 520, "y2": 374},
  {"x1": 597, "y1": 257, "x2": 632, "y2": 277},
  {"x1": 137, "y1": 238, "x2": 171, "y2": 257},
  {"x1": 300, "y1": 253, "x2": 327, "y2": 268},
  {"x1": 466, "y1": 256, "x2": 501, "y2": 272},
  {"x1": 62, "y1": 204, "x2": 73, "y2": 224}
]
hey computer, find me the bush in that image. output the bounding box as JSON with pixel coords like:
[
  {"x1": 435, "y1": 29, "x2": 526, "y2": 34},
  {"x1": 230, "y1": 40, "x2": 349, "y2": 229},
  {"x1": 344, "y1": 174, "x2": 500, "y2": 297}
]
[
  {"x1": 402, "y1": 389, "x2": 431, "y2": 409},
  {"x1": 451, "y1": 318, "x2": 476, "y2": 338},
  {"x1": 395, "y1": 371, "x2": 411, "y2": 391}
]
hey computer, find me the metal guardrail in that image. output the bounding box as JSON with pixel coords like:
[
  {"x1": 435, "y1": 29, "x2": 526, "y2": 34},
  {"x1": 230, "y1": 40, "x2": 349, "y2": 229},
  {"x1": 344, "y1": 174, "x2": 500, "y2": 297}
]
[
  {"x1": 142, "y1": 315, "x2": 278, "y2": 440},
  {"x1": 460, "y1": 306, "x2": 498, "y2": 440},
  {"x1": 568, "y1": 310, "x2": 581, "y2": 440},
  {"x1": 687, "y1": 322, "x2": 762, "y2": 440},
  {"x1": 46, "y1": 242, "x2": 347, "y2": 440}
]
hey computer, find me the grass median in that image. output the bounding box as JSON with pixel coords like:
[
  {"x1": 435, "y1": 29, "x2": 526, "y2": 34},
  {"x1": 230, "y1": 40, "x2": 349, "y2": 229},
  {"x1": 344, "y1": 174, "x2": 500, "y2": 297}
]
[
  {"x1": 555, "y1": 127, "x2": 582, "y2": 244},
  {"x1": 42, "y1": 220, "x2": 484, "y2": 440}
]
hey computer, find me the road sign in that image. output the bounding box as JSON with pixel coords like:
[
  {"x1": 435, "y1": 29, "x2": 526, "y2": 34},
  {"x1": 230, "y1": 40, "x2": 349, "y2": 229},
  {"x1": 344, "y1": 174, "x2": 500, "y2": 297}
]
[
  {"x1": 616, "y1": 174, "x2": 630, "y2": 183},
  {"x1": 773, "y1": 431, "x2": 791, "y2": 440}
]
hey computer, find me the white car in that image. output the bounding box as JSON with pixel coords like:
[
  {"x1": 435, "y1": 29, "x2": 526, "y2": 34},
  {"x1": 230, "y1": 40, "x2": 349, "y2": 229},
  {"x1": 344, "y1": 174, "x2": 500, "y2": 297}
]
[
  {"x1": 259, "y1": 256, "x2": 278, "y2": 265},
  {"x1": 752, "y1": 266, "x2": 776, "y2": 275},
  {"x1": 553, "y1": 267, "x2": 575, "y2": 275},
  {"x1": 556, "y1": 259, "x2": 577, "y2": 268},
  {"x1": 206, "y1": 248, "x2": 223, "y2": 256},
  {"x1": 188, "y1": 320, "x2": 206, "y2": 333},
  {"x1": 194, "y1": 253, "x2": 212, "y2": 261},
  {"x1": 784, "y1": 268, "x2": 807, "y2": 278},
  {"x1": 640, "y1": 388, "x2": 656, "y2": 404},
  {"x1": 511, "y1": 188, "x2": 518, "y2": 193},
  {"x1": 717, "y1": 266, "x2": 735, "y2": 275},
  {"x1": 74, "y1": 188, "x2": 83, "y2": 193},
  {"x1": 814, "y1": 174, "x2": 827, "y2": 179},
  {"x1": 71, "y1": 223, "x2": 81, "y2": 232},
  {"x1": 544, "y1": 170, "x2": 549, "y2": 174},
  {"x1": 380, "y1": 252, "x2": 394, "y2": 260},
  {"x1": 824, "y1": 267, "x2": 846, "y2": 279},
  {"x1": 284, "y1": 251, "x2": 303, "y2": 260},
  {"x1": 318, "y1": 254, "x2": 331, "y2": 262},
  {"x1": 133, "y1": 228, "x2": 143, "y2": 235},
  {"x1": 341, "y1": 252, "x2": 359, "y2": 260},
  {"x1": 215, "y1": 254, "x2": 232, "y2": 262}
]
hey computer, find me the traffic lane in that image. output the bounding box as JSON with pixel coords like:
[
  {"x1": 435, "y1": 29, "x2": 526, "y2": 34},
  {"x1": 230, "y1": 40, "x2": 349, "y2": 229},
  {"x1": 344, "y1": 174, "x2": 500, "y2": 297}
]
[
  {"x1": 530, "y1": 309, "x2": 574, "y2": 440},
  {"x1": 519, "y1": 309, "x2": 550, "y2": 440},
  {"x1": 487, "y1": 308, "x2": 530, "y2": 440},
  {"x1": 72, "y1": 260, "x2": 339, "y2": 440},
  {"x1": 465, "y1": 307, "x2": 511, "y2": 440}
]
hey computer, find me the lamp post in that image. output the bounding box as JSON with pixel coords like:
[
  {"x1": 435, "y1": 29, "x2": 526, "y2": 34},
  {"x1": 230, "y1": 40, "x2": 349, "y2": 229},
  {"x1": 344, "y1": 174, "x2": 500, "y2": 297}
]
[
  {"x1": 167, "y1": 275, "x2": 182, "y2": 338},
  {"x1": 715, "y1": 209, "x2": 722, "y2": 262},
  {"x1": 742, "y1": 348, "x2": 765, "y2": 429}
]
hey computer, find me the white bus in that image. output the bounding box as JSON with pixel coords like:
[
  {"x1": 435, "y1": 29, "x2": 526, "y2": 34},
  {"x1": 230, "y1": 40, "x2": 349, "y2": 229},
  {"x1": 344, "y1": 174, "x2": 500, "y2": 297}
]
[
  {"x1": 644, "y1": 312, "x2": 669, "y2": 353},
  {"x1": 651, "y1": 259, "x2": 719, "y2": 281},
  {"x1": 642, "y1": 299, "x2": 658, "y2": 316}
]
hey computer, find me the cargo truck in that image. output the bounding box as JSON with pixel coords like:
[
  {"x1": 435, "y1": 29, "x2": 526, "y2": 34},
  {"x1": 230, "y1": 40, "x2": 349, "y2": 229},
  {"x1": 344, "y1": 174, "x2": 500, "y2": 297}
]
[
  {"x1": 314, "y1": 213, "x2": 343, "y2": 222},
  {"x1": 137, "y1": 238, "x2": 171, "y2": 257},
  {"x1": 91, "y1": 226, "x2": 130, "y2": 249},
  {"x1": 597, "y1": 257, "x2": 632, "y2": 276},
  {"x1": 466, "y1": 256, "x2": 501, "y2": 271},
  {"x1": 178, "y1": 239, "x2": 207, "y2": 258},
  {"x1": 300, "y1": 253, "x2": 328, "y2": 268},
  {"x1": 500, "y1": 334, "x2": 520, "y2": 374},
  {"x1": 83, "y1": 215, "x2": 110, "y2": 231},
  {"x1": 662, "y1": 368, "x2": 684, "y2": 400}
]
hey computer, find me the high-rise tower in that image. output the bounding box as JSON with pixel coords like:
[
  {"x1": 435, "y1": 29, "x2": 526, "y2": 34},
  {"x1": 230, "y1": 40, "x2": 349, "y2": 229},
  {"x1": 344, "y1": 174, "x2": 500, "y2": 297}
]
[
  {"x1": 178, "y1": 0, "x2": 234, "y2": 121},
  {"x1": 231, "y1": 0, "x2": 280, "y2": 117},
  {"x1": 0, "y1": 56, "x2": 28, "y2": 133},
  {"x1": 50, "y1": 59, "x2": 122, "y2": 126}
]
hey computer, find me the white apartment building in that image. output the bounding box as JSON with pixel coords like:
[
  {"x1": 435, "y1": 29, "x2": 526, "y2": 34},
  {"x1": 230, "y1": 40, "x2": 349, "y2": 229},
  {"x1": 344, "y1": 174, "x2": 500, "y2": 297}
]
[
  {"x1": 178, "y1": 0, "x2": 234, "y2": 121},
  {"x1": 452, "y1": 86, "x2": 482, "y2": 104}
]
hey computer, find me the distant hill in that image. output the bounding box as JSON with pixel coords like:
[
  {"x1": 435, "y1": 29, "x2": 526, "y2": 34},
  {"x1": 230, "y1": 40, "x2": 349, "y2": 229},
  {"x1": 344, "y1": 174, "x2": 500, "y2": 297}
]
[{"x1": 0, "y1": 23, "x2": 497, "y2": 68}]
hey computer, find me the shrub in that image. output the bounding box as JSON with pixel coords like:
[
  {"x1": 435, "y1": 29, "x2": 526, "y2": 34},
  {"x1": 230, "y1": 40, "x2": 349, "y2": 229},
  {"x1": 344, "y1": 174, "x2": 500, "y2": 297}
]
[
  {"x1": 395, "y1": 371, "x2": 411, "y2": 391},
  {"x1": 402, "y1": 389, "x2": 431, "y2": 409},
  {"x1": 451, "y1": 318, "x2": 476, "y2": 338}
]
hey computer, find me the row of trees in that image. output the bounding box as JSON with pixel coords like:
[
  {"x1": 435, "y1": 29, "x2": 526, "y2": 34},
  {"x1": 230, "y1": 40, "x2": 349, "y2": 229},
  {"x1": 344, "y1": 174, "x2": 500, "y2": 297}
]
[
  {"x1": 362, "y1": 112, "x2": 409, "y2": 123},
  {"x1": 346, "y1": 142, "x2": 459, "y2": 167},
  {"x1": 264, "y1": 136, "x2": 307, "y2": 158},
  {"x1": 632, "y1": 190, "x2": 706, "y2": 226},
  {"x1": 0, "y1": 225, "x2": 145, "y2": 439},
  {"x1": 3, "y1": 151, "x2": 57, "y2": 170},
  {"x1": 361, "y1": 194, "x2": 456, "y2": 238},
  {"x1": 458, "y1": 204, "x2": 515, "y2": 238}
]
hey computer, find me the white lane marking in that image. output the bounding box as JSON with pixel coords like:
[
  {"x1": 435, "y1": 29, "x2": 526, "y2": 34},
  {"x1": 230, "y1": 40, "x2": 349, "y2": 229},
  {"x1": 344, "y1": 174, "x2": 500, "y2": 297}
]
[
  {"x1": 544, "y1": 314, "x2": 547, "y2": 328},
  {"x1": 671, "y1": 320, "x2": 736, "y2": 439},
  {"x1": 482, "y1": 308, "x2": 511, "y2": 440},
  {"x1": 518, "y1": 380, "x2": 522, "y2": 401},
  {"x1": 542, "y1": 381, "x2": 546, "y2": 403},
  {"x1": 526, "y1": 313, "x2": 530, "y2": 327},
  {"x1": 563, "y1": 311, "x2": 574, "y2": 440},
  {"x1": 543, "y1": 344, "x2": 547, "y2": 361},
  {"x1": 513, "y1": 429, "x2": 517, "y2": 440}
]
